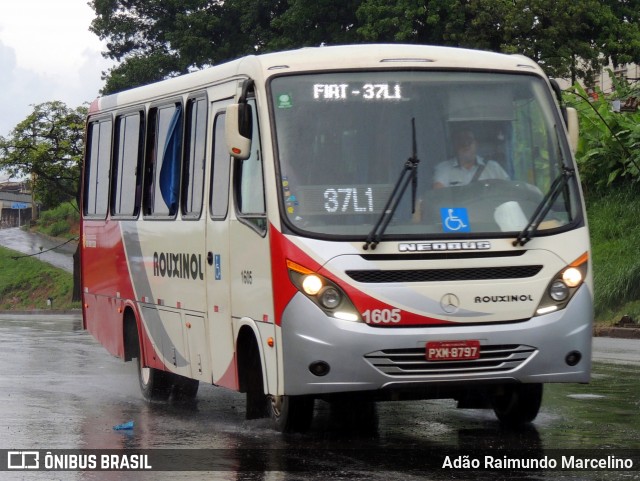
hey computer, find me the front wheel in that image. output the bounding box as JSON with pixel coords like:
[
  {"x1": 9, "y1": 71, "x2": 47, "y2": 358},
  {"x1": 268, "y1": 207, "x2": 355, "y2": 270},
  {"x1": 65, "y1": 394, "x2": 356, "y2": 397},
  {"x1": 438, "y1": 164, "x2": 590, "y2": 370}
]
[
  {"x1": 491, "y1": 383, "x2": 543, "y2": 426},
  {"x1": 268, "y1": 395, "x2": 315, "y2": 433}
]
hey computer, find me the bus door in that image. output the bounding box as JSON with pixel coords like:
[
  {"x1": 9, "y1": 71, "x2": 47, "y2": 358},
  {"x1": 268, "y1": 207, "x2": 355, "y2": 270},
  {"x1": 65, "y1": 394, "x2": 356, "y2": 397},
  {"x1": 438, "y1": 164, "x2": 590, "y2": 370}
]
[
  {"x1": 206, "y1": 101, "x2": 235, "y2": 387},
  {"x1": 227, "y1": 97, "x2": 278, "y2": 396}
]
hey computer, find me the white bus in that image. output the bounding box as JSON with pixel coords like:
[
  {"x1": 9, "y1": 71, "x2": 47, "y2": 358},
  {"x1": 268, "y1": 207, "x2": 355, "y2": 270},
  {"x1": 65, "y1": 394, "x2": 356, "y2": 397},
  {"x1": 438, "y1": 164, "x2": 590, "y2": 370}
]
[{"x1": 81, "y1": 44, "x2": 592, "y2": 432}]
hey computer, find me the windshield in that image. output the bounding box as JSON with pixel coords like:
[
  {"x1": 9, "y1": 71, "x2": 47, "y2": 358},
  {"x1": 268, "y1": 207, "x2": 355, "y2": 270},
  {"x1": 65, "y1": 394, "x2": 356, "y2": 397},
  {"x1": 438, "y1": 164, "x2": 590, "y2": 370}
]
[{"x1": 270, "y1": 71, "x2": 580, "y2": 239}]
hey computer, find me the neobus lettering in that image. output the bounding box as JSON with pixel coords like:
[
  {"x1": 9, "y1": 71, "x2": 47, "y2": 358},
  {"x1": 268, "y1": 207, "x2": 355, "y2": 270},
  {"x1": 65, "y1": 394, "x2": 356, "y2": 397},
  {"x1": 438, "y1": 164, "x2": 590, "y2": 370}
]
[
  {"x1": 153, "y1": 252, "x2": 204, "y2": 280},
  {"x1": 398, "y1": 241, "x2": 491, "y2": 252}
]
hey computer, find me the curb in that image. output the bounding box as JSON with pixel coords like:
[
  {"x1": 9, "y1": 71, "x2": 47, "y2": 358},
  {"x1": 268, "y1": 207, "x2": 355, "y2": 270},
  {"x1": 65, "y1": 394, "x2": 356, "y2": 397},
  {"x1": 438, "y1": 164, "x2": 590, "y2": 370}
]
[
  {"x1": 594, "y1": 326, "x2": 640, "y2": 339},
  {"x1": 0, "y1": 309, "x2": 81, "y2": 316}
]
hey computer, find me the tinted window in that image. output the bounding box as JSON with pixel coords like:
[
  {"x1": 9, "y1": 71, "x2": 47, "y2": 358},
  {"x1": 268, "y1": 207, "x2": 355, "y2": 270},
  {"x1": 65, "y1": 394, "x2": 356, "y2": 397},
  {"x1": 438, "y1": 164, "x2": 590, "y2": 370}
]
[
  {"x1": 112, "y1": 112, "x2": 143, "y2": 217},
  {"x1": 210, "y1": 113, "x2": 230, "y2": 219},
  {"x1": 144, "y1": 103, "x2": 183, "y2": 217},
  {"x1": 182, "y1": 97, "x2": 207, "y2": 218},
  {"x1": 233, "y1": 100, "x2": 265, "y2": 232},
  {"x1": 84, "y1": 118, "x2": 112, "y2": 217}
]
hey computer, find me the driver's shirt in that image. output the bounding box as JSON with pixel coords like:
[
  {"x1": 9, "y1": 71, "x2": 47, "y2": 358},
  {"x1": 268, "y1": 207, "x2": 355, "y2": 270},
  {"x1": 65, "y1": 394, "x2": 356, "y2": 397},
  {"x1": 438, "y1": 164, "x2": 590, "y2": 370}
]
[{"x1": 433, "y1": 156, "x2": 509, "y2": 187}]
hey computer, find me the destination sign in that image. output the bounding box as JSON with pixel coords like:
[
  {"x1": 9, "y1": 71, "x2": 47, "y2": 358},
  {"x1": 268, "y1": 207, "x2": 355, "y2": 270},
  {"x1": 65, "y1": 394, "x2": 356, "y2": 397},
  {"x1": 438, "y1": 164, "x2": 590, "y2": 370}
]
[{"x1": 312, "y1": 83, "x2": 402, "y2": 101}]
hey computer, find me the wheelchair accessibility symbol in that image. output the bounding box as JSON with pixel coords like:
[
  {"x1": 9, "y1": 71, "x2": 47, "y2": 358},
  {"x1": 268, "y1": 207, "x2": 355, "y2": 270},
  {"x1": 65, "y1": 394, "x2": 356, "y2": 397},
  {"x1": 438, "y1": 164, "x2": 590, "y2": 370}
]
[{"x1": 440, "y1": 207, "x2": 470, "y2": 233}]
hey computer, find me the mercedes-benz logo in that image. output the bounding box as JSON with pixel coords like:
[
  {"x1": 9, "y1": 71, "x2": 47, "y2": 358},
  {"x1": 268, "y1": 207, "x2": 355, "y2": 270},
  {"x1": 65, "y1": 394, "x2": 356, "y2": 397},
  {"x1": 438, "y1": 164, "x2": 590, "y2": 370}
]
[{"x1": 440, "y1": 293, "x2": 460, "y2": 314}]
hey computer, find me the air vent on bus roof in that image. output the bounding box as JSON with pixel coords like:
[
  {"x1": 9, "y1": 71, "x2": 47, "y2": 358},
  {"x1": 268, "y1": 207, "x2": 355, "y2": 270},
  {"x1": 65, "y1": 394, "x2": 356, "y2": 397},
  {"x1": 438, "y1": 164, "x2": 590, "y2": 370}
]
[{"x1": 380, "y1": 58, "x2": 435, "y2": 63}]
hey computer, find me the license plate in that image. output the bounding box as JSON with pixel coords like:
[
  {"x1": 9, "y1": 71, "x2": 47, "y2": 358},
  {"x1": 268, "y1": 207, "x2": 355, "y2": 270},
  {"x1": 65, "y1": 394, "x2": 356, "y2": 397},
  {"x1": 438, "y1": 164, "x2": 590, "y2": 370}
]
[{"x1": 426, "y1": 340, "x2": 481, "y2": 361}]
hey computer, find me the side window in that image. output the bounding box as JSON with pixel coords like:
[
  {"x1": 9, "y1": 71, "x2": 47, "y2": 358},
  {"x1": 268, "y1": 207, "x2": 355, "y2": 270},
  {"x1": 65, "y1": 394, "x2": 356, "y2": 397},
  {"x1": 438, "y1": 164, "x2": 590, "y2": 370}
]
[
  {"x1": 144, "y1": 102, "x2": 183, "y2": 217},
  {"x1": 233, "y1": 100, "x2": 266, "y2": 232},
  {"x1": 84, "y1": 117, "x2": 112, "y2": 217},
  {"x1": 210, "y1": 112, "x2": 230, "y2": 219},
  {"x1": 182, "y1": 96, "x2": 207, "y2": 218},
  {"x1": 112, "y1": 111, "x2": 143, "y2": 217}
]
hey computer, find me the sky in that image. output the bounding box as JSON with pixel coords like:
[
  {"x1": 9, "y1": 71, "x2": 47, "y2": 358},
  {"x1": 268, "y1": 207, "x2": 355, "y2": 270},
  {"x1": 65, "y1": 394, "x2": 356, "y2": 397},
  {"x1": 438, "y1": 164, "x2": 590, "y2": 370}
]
[{"x1": 0, "y1": 0, "x2": 114, "y2": 142}]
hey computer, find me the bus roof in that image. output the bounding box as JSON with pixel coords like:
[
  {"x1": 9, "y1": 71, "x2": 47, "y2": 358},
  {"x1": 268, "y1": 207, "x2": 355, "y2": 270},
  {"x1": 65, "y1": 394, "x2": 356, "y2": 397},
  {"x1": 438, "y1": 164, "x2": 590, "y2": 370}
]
[{"x1": 90, "y1": 44, "x2": 545, "y2": 114}]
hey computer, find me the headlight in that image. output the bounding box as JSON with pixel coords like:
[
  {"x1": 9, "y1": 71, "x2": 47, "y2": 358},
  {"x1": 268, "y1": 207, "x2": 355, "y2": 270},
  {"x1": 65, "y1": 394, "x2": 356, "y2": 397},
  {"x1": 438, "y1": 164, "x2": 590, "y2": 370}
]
[
  {"x1": 319, "y1": 287, "x2": 342, "y2": 309},
  {"x1": 302, "y1": 275, "x2": 323, "y2": 296},
  {"x1": 549, "y1": 280, "x2": 569, "y2": 301},
  {"x1": 535, "y1": 252, "x2": 588, "y2": 316},
  {"x1": 562, "y1": 267, "x2": 583, "y2": 288},
  {"x1": 286, "y1": 259, "x2": 361, "y2": 322}
]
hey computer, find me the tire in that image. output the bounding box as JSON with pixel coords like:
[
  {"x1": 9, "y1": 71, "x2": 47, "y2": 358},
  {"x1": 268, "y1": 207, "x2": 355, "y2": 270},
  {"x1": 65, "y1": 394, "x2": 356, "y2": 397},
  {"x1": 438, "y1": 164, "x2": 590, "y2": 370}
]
[
  {"x1": 491, "y1": 383, "x2": 543, "y2": 426},
  {"x1": 244, "y1": 339, "x2": 268, "y2": 420},
  {"x1": 129, "y1": 315, "x2": 172, "y2": 402},
  {"x1": 246, "y1": 388, "x2": 267, "y2": 420},
  {"x1": 137, "y1": 356, "x2": 172, "y2": 401},
  {"x1": 268, "y1": 395, "x2": 315, "y2": 433},
  {"x1": 330, "y1": 399, "x2": 378, "y2": 434},
  {"x1": 171, "y1": 374, "x2": 199, "y2": 402}
]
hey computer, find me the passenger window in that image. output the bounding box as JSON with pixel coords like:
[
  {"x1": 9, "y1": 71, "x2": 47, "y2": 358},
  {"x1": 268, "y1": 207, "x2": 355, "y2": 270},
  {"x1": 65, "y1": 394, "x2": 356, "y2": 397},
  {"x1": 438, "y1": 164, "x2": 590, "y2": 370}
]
[
  {"x1": 233, "y1": 100, "x2": 266, "y2": 233},
  {"x1": 182, "y1": 96, "x2": 207, "y2": 218},
  {"x1": 112, "y1": 112, "x2": 143, "y2": 217},
  {"x1": 210, "y1": 113, "x2": 230, "y2": 219},
  {"x1": 144, "y1": 102, "x2": 183, "y2": 217},
  {"x1": 84, "y1": 118, "x2": 112, "y2": 217}
]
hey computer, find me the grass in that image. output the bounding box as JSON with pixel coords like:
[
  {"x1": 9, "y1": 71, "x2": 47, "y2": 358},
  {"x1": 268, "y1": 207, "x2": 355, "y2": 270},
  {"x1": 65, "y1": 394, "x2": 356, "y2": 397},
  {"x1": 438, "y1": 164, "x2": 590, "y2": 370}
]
[
  {"x1": 36, "y1": 202, "x2": 80, "y2": 239},
  {"x1": 0, "y1": 244, "x2": 78, "y2": 311},
  {"x1": 587, "y1": 186, "x2": 640, "y2": 325}
]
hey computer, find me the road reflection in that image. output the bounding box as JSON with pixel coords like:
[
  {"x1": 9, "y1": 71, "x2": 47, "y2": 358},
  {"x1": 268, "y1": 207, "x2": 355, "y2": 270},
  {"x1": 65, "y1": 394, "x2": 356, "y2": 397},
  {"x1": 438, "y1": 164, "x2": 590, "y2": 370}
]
[{"x1": 1, "y1": 315, "x2": 639, "y2": 481}]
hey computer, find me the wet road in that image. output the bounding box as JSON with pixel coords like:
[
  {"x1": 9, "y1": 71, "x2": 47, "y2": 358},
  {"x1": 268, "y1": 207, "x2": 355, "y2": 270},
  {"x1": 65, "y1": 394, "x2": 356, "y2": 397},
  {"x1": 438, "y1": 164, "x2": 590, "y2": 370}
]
[
  {"x1": 0, "y1": 227, "x2": 75, "y2": 273},
  {"x1": 0, "y1": 313, "x2": 639, "y2": 481}
]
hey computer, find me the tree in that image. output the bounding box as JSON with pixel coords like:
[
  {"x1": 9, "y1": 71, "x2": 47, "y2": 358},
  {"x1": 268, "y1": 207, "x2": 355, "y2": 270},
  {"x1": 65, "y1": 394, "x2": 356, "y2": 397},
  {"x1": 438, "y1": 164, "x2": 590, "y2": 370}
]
[
  {"x1": 357, "y1": 0, "x2": 640, "y2": 85},
  {"x1": 90, "y1": 0, "x2": 278, "y2": 93},
  {"x1": 498, "y1": 0, "x2": 640, "y2": 84},
  {"x1": 356, "y1": 0, "x2": 511, "y2": 51},
  {"x1": 269, "y1": 0, "x2": 363, "y2": 50},
  {"x1": 91, "y1": 0, "x2": 640, "y2": 92},
  {"x1": 91, "y1": 0, "x2": 364, "y2": 93},
  {"x1": 0, "y1": 101, "x2": 86, "y2": 303},
  {"x1": 0, "y1": 101, "x2": 86, "y2": 211}
]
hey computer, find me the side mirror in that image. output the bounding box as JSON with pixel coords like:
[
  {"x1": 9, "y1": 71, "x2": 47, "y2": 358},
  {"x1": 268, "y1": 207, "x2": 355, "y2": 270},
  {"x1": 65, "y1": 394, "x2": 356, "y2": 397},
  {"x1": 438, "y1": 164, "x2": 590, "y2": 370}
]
[
  {"x1": 225, "y1": 103, "x2": 253, "y2": 160},
  {"x1": 226, "y1": 78, "x2": 255, "y2": 160},
  {"x1": 565, "y1": 107, "x2": 579, "y2": 154}
]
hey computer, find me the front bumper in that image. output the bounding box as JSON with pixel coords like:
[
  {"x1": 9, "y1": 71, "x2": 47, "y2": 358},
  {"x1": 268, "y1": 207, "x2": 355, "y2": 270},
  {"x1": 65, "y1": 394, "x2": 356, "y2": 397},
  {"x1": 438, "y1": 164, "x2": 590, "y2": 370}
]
[{"x1": 281, "y1": 286, "x2": 592, "y2": 396}]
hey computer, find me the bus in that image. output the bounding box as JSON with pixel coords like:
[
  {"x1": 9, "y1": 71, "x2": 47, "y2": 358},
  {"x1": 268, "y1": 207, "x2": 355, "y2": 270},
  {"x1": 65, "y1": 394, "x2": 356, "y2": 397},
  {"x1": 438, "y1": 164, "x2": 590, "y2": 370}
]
[{"x1": 81, "y1": 44, "x2": 592, "y2": 432}]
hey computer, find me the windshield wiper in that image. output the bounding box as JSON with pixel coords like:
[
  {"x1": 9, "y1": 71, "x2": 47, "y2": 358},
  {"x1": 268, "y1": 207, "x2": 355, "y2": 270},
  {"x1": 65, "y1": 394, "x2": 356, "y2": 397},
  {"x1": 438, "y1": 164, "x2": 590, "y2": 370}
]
[
  {"x1": 513, "y1": 166, "x2": 575, "y2": 246},
  {"x1": 363, "y1": 118, "x2": 420, "y2": 250}
]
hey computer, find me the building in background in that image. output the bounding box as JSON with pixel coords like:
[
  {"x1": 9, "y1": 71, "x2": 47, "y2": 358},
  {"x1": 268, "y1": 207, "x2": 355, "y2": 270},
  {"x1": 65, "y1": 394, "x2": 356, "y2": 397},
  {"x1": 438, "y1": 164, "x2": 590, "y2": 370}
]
[
  {"x1": 0, "y1": 181, "x2": 32, "y2": 228},
  {"x1": 594, "y1": 62, "x2": 639, "y2": 112}
]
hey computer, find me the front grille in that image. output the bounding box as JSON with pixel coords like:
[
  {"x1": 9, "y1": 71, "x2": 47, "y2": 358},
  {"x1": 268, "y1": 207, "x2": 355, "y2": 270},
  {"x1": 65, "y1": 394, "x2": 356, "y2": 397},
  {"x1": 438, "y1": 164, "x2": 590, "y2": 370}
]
[
  {"x1": 347, "y1": 265, "x2": 542, "y2": 283},
  {"x1": 364, "y1": 344, "x2": 536, "y2": 377}
]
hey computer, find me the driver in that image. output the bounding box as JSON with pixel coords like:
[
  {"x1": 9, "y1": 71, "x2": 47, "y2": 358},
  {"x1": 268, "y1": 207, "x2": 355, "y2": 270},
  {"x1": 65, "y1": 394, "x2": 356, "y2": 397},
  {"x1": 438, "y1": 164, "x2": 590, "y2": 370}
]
[{"x1": 433, "y1": 130, "x2": 509, "y2": 188}]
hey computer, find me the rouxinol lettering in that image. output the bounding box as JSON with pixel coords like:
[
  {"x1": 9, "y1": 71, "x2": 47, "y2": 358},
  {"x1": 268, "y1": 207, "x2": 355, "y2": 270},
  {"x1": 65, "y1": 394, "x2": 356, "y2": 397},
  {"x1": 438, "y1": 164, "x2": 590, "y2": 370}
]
[
  {"x1": 153, "y1": 252, "x2": 204, "y2": 280},
  {"x1": 474, "y1": 295, "x2": 534, "y2": 303}
]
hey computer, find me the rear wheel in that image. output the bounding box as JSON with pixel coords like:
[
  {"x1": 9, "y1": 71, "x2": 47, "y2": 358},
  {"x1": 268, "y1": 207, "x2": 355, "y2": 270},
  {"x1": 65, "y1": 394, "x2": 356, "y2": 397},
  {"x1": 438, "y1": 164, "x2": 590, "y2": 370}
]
[
  {"x1": 268, "y1": 395, "x2": 315, "y2": 433},
  {"x1": 137, "y1": 356, "x2": 172, "y2": 401},
  {"x1": 129, "y1": 315, "x2": 172, "y2": 402},
  {"x1": 491, "y1": 383, "x2": 543, "y2": 426},
  {"x1": 171, "y1": 374, "x2": 199, "y2": 402}
]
